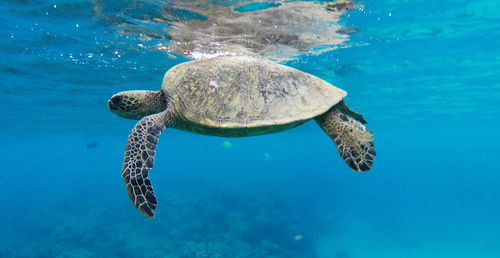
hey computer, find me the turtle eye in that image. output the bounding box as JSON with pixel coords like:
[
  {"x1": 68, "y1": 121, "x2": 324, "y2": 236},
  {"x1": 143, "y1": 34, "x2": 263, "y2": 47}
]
[
  {"x1": 108, "y1": 95, "x2": 123, "y2": 110},
  {"x1": 111, "y1": 95, "x2": 122, "y2": 106}
]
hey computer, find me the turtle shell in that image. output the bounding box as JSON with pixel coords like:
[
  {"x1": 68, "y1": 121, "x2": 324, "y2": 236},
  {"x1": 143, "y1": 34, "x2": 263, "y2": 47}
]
[{"x1": 161, "y1": 56, "x2": 346, "y2": 128}]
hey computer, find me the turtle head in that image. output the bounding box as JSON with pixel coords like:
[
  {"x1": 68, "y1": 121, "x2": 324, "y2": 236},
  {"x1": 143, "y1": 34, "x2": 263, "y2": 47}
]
[{"x1": 108, "y1": 90, "x2": 166, "y2": 120}]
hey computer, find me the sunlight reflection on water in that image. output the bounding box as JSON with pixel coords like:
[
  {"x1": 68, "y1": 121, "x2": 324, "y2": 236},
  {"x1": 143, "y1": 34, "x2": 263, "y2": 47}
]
[{"x1": 93, "y1": 0, "x2": 358, "y2": 61}]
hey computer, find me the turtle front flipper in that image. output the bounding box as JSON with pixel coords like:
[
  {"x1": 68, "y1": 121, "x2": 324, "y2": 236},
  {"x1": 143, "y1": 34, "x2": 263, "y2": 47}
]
[
  {"x1": 315, "y1": 103, "x2": 376, "y2": 172},
  {"x1": 121, "y1": 109, "x2": 174, "y2": 218}
]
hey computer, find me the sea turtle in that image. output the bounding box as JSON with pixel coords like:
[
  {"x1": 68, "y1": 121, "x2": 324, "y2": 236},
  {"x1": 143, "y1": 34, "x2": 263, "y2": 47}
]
[{"x1": 108, "y1": 56, "x2": 376, "y2": 218}]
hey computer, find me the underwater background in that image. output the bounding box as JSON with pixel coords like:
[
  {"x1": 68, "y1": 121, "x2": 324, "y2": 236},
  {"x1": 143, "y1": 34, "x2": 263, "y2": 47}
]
[{"x1": 1, "y1": 0, "x2": 499, "y2": 257}]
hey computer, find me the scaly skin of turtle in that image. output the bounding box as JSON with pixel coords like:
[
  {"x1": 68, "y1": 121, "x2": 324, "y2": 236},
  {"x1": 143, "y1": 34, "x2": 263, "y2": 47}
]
[
  {"x1": 315, "y1": 104, "x2": 376, "y2": 172},
  {"x1": 121, "y1": 109, "x2": 177, "y2": 218}
]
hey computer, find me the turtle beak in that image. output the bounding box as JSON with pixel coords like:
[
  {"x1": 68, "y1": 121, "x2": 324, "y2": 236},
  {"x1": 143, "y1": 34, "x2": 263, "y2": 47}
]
[{"x1": 108, "y1": 95, "x2": 122, "y2": 110}]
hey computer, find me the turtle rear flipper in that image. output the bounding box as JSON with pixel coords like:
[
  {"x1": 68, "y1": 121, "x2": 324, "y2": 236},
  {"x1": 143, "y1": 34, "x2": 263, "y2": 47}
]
[
  {"x1": 121, "y1": 109, "x2": 174, "y2": 218},
  {"x1": 335, "y1": 100, "x2": 368, "y2": 124},
  {"x1": 315, "y1": 104, "x2": 376, "y2": 172}
]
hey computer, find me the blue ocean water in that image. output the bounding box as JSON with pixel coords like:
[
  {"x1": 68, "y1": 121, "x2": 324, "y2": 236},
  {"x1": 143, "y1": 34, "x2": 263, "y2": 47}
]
[{"x1": 1, "y1": 0, "x2": 499, "y2": 257}]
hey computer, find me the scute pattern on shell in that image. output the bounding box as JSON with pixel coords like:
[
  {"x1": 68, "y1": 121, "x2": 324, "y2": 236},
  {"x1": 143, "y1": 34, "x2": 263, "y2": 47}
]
[{"x1": 162, "y1": 56, "x2": 346, "y2": 128}]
